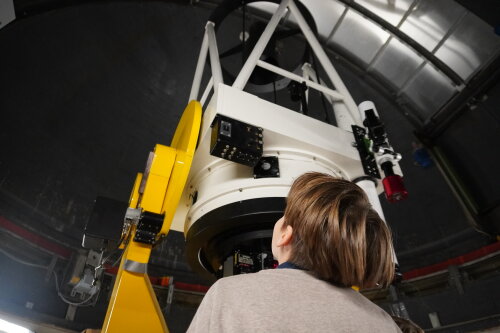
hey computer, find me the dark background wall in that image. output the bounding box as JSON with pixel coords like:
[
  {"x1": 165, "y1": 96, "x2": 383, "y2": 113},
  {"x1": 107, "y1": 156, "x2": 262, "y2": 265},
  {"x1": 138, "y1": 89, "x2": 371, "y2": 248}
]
[
  {"x1": 434, "y1": 80, "x2": 500, "y2": 234},
  {"x1": 0, "y1": 2, "x2": 211, "y2": 332}
]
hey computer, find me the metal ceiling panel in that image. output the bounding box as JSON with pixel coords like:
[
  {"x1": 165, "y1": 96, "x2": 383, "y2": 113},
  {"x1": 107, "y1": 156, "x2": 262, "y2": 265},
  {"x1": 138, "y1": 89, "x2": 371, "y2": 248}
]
[
  {"x1": 371, "y1": 38, "x2": 424, "y2": 89},
  {"x1": 248, "y1": 1, "x2": 346, "y2": 38},
  {"x1": 0, "y1": 0, "x2": 15, "y2": 30},
  {"x1": 354, "y1": 0, "x2": 415, "y2": 26},
  {"x1": 402, "y1": 63, "x2": 458, "y2": 117},
  {"x1": 248, "y1": 3, "x2": 279, "y2": 15},
  {"x1": 435, "y1": 12, "x2": 500, "y2": 81},
  {"x1": 301, "y1": 0, "x2": 346, "y2": 38},
  {"x1": 327, "y1": 9, "x2": 390, "y2": 65},
  {"x1": 207, "y1": 0, "x2": 497, "y2": 123},
  {"x1": 399, "y1": 0, "x2": 466, "y2": 52}
]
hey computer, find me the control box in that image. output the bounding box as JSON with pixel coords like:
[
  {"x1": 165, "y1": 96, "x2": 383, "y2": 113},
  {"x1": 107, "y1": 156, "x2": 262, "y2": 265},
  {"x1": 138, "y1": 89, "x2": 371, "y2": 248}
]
[{"x1": 210, "y1": 114, "x2": 263, "y2": 167}]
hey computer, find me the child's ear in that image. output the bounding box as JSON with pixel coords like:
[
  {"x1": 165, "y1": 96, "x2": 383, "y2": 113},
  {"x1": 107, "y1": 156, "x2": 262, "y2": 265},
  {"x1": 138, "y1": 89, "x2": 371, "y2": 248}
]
[{"x1": 277, "y1": 225, "x2": 293, "y2": 247}]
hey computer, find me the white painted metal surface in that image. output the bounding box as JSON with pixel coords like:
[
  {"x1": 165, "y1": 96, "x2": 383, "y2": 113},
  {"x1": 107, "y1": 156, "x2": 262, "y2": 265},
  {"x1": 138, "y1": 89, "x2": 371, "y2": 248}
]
[
  {"x1": 232, "y1": 0, "x2": 291, "y2": 90},
  {"x1": 256, "y1": 60, "x2": 344, "y2": 101},
  {"x1": 358, "y1": 100, "x2": 379, "y2": 121},
  {"x1": 288, "y1": 0, "x2": 361, "y2": 130},
  {"x1": 206, "y1": 21, "x2": 224, "y2": 93},
  {"x1": 189, "y1": 31, "x2": 209, "y2": 102},
  {"x1": 187, "y1": 0, "x2": 367, "y2": 132},
  {"x1": 200, "y1": 77, "x2": 214, "y2": 107},
  {"x1": 171, "y1": 84, "x2": 369, "y2": 232}
]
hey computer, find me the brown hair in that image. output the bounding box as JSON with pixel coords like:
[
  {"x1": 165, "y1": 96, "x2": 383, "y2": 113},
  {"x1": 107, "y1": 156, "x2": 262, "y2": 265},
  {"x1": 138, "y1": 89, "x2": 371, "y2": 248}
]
[{"x1": 283, "y1": 172, "x2": 395, "y2": 289}]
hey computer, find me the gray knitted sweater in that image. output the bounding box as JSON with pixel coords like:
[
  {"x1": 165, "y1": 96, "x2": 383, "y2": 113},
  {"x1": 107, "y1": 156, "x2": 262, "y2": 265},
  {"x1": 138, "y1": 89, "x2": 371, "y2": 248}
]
[{"x1": 187, "y1": 268, "x2": 401, "y2": 332}]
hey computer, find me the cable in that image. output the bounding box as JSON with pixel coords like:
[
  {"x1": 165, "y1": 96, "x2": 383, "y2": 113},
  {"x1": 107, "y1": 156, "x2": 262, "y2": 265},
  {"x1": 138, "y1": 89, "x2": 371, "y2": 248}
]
[
  {"x1": 0, "y1": 247, "x2": 49, "y2": 269},
  {"x1": 52, "y1": 271, "x2": 95, "y2": 307},
  {"x1": 109, "y1": 251, "x2": 124, "y2": 268},
  {"x1": 95, "y1": 248, "x2": 123, "y2": 271},
  {"x1": 0, "y1": 246, "x2": 96, "y2": 307}
]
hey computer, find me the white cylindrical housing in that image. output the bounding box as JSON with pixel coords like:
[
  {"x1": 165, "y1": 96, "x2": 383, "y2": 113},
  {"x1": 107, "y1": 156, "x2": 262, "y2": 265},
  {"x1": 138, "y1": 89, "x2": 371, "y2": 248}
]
[
  {"x1": 173, "y1": 84, "x2": 370, "y2": 233},
  {"x1": 174, "y1": 84, "x2": 382, "y2": 277},
  {"x1": 356, "y1": 179, "x2": 386, "y2": 220},
  {"x1": 358, "y1": 100, "x2": 379, "y2": 122},
  {"x1": 184, "y1": 149, "x2": 343, "y2": 232}
]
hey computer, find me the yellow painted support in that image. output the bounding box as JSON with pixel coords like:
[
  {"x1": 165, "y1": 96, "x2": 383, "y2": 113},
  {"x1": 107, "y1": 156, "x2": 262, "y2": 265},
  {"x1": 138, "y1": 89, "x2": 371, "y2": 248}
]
[
  {"x1": 129, "y1": 173, "x2": 142, "y2": 209},
  {"x1": 160, "y1": 101, "x2": 202, "y2": 234},
  {"x1": 140, "y1": 145, "x2": 177, "y2": 214},
  {"x1": 119, "y1": 173, "x2": 143, "y2": 250},
  {"x1": 102, "y1": 101, "x2": 202, "y2": 333},
  {"x1": 101, "y1": 229, "x2": 167, "y2": 333}
]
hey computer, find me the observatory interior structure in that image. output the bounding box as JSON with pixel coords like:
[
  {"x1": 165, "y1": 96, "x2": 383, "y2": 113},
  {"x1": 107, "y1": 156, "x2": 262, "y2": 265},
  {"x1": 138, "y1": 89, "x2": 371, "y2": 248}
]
[{"x1": 0, "y1": 0, "x2": 499, "y2": 332}]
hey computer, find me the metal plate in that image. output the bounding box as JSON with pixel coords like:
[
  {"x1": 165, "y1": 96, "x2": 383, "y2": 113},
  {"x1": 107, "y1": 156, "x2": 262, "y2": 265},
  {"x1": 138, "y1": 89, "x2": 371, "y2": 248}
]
[
  {"x1": 304, "y1": 0, "x2": 346, "y2": 37},
  {"x1": 327, "y1": 9, "x2": 390, "y2": 65},
  {"x1": 399, "y1": 0, "x2": 466, "y2": 51},
  {"x1": 250, "y1": 0, "x2": 346, "y2": 38},
  {"x1": 355, "y1": 0, "x2": 414, "y2": 26},
  {"x1": 0, "y1": 0, "x2": 15, "y2": 30},
  {"x1": 435, "y1": 12, "x2": 500, "y2": 81},
  {"x1": 402, "y1": 63, "x2": 458, "y2": 117},
  {"x1": 371, "y1": 38, "x2": 424, "y2": 89}
]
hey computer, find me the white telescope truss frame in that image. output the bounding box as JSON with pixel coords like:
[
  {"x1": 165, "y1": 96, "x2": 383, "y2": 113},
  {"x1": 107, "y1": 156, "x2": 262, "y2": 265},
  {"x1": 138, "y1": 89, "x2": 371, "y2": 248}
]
[{"x1": 188, "y1": 0, "x2": 363, "y2": 132}]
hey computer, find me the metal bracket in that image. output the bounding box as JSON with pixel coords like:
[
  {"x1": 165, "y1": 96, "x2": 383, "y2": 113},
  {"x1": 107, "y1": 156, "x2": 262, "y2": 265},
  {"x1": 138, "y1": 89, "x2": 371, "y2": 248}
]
[
  {"x1": 165, "y1": 277, "x2": 175, "y2": 314},
  {"x1": 44, "y1": 255, "x2": 58, "y2": 283},
  {"x1": 124, "y1": 260, "x2": 147, "y2": 274},
  {"x1": 448, "y1": 265, "x2": 464, "y2": 295},
  {"x1": 134, "y1": 211, "x2": 164, "y2": 245},
  {"x1": 352, "y1": 125, "x2": 381, "y2": 179}
]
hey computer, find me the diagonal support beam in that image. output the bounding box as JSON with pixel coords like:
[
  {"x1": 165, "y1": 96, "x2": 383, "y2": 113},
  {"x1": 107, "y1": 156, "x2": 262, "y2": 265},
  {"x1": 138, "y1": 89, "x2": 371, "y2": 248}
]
[
  {"x1": 233, "y1": 0, "x2": 291, "y2": 90},
  {"x1": 288, "y1": 0, "x2": 361, "y2": 129}
]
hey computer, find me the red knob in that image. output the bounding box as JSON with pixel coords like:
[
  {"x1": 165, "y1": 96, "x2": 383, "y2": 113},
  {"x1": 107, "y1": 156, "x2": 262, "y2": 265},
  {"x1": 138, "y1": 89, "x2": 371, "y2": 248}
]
[{"x1": 382, "y1": 175, "x2": 408, "y2": 203}]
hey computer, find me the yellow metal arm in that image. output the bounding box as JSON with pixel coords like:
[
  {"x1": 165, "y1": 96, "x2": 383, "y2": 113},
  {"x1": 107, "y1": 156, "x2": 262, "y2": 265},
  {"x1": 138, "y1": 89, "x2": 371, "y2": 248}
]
[{"x1": 102, "y1": 101, "x2": 202, "y2": 333}]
